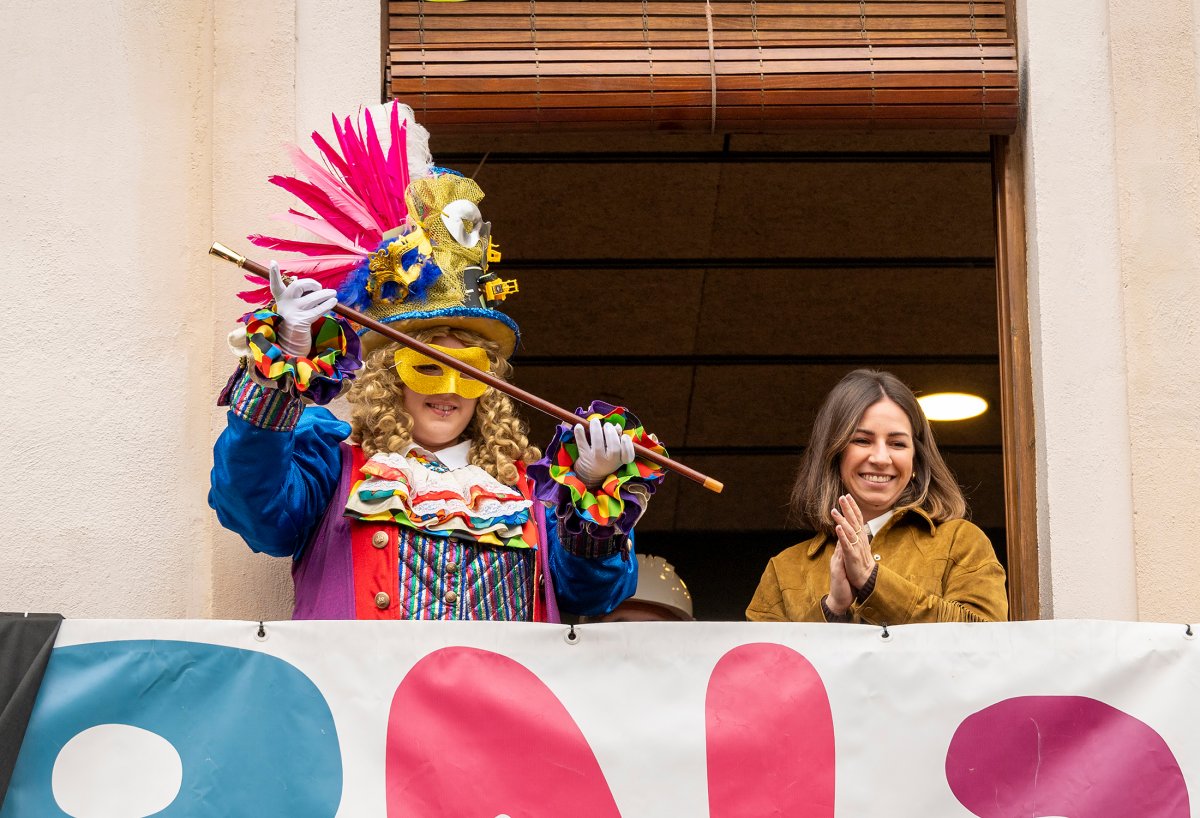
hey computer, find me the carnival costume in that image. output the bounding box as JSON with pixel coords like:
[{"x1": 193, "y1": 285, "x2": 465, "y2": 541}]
[{"x1": 209, "y1": 102, "x2": 666, "y2": 621}]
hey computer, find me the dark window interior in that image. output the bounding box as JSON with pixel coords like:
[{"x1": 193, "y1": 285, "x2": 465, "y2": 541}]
[{"x1": 436, "y1": 129, "x2": 1003, "y2": 620}]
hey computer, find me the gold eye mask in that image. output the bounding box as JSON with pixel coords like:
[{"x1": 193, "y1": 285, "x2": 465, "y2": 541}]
[{"x1": 394, "y1": 344, "x2": 492, "y2": 399}]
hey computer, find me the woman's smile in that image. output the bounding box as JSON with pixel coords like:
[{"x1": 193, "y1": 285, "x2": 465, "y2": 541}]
[{"x1": 857, "y1": 472, "x2": 896, "y2": 484}]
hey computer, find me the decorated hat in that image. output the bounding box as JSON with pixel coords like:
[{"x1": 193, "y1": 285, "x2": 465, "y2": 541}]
[{"x1": 238, "y1": 101, "x2": 520, "y2": 357}]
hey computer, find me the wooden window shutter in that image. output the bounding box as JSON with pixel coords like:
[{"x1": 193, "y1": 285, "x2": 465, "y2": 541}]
[{"x1": 387, "y1": 1, "x2": 1017, "y2": 132}]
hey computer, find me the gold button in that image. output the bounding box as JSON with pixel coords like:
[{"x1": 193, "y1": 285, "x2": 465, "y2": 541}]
[
  {"x1": 445, "y1": 561, "x2": 458, "y2": 573},
  {"x1": 371, "y1": 531, "x2": 388, "y2": 549},
  {"x1": 445, "y1": 590, "x2": 459, "y2": 605},
  {"x1": 374, "y1": 592, "x2": 390, "y2": 609}
]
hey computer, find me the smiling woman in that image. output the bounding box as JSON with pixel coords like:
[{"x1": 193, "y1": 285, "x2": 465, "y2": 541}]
[{"x1": 746, "y1": 370, "x2": 1009, "y2": 624}]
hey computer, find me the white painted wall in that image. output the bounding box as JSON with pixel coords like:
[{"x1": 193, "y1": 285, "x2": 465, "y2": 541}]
[
  {"x1": 0, "y1": 2, "x2": 215, "y2": 617},
  {"x1": 1020, "y1": 1, "x2": 1200, "y2": 621},
  {"x1": 208, "y1": 0, "x2": 380, "y2": 619},
  {"x1": 1018, "y1": 3, "x2": 1140, "y2": 618},
  {"x1": 0, "y1": 0, "x2": 378, "y2": 619}
]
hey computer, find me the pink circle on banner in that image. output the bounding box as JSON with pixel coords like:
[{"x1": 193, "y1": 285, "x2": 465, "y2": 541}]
[
  {"x1": 386, "y1": 647, "x2": 621, "y2": 818},
  {"x1": 706, "y1": 643, "x2": 835, "y2": 818},
  {"x1": 946, "y1": 695, "x2": 1189, "y2": 817}
]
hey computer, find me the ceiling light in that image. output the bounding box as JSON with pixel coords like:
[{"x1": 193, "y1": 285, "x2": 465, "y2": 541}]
[{"x1": 917, "y1": 392, "x2": 988, "y2": 421}]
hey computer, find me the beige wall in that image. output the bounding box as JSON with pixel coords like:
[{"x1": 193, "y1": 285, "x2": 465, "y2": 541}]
[
  {"x1": 1107, "y1": 0, "x2": 1200, "y2": 622},
  {"x1": 1, "y1": 2, "x2": 215, "y2": 617},
  {"x1": 1019, "y1": 3, "x2": 1139, "y2": 618},
  {"x1": 1021, "y1": 0, "x2": 1200, "y2": 621}
]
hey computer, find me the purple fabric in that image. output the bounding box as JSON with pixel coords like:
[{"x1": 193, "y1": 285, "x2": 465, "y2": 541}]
[
  {"x1": 216, "y1": 362, "x2": 245, "y2": 406},
  {"x1": 291, "y1": 442, "x2": 356, "y2": 619},
  {"x1": 534, "y1": 505, "x2": 561, "y2": 624},
  {"x1": 314, "y1": 316, "x2": 363, "y2": 403}
]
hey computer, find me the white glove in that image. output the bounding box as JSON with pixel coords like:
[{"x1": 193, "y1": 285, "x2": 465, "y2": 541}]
[
  {"x1": 269, "y1": 261, "x2": 338, "y2": 358},
  {"x1": 573, "y1": 417, "x2": 636, "y2": 489}
]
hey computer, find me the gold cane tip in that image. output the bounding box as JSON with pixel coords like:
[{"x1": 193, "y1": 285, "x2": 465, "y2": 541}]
[
  {"x1": 208, "y1": 242, "x2": 246, "y2": 267},
  {"x1": 704, "y1": 477, "x2": 724, "y2": 494}
]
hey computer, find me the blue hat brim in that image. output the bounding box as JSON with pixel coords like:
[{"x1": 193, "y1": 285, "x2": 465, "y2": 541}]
[{"x1": 358, "y1": 307, "x2": 520, "y2": 359}]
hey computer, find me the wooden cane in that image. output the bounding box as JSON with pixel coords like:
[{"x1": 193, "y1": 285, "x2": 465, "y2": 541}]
[{"x1": 210, "y1": 242, "x2": 724, "y2": 493}]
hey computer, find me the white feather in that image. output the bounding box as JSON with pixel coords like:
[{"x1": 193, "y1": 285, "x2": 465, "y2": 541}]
[{"x1": 356, "y1": 101, "x2": 434, "y2": 181}]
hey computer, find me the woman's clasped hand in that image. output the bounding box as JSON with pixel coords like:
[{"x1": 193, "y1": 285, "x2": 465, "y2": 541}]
[{"x1": 826, "y1": 494, "x2": 875, "y2": 617}]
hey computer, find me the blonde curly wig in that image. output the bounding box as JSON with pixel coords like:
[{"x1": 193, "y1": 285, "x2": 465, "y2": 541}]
[{"x1": 346, "y1": 326, "x2": 540, "y2": 485}]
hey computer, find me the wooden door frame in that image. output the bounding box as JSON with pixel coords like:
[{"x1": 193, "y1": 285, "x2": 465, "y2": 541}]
[{"x1": 992, "y1": 133, "x2": 1040, "y2": 620}]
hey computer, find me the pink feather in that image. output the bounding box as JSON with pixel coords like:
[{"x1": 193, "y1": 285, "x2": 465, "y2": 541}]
[
  {"x1": 311, "y1": 130, "x2": 352, "y2": 179},
  {"x1": 237, "y1": 275, "x2": 271, "y2": 303},
  {"x1": 247, "y1": 234, "x2": 349, "y2": 257},
  {"x1": 276, "y1": 256, "x2": 363, "y2": 275},
  {"x1": 234, "y1": 103, "x2": 419, "y2": 307},
  {"x1": 330, "y1": 112, "x2": 354, "y2": 172},
  {"x1": 268, "y1": 175, "x2": 376, "y2": 247},
  {"x1": 363, "y1": 107, "x2": 400, "y2": 229},
  {"x1": 338, "y1": 115, "x2": 393, "y2": 230},
  {"x1": 331, "y1": 115, "x2": 372, "y2": 209},
  {"x1": 386, "y1": 104, "x2": 412, "y2": 217},
  {"x1": 285, "y1": 145, "x2": 384, "y2": 236},
  {"x1": 235, "y1": 254, "x2": 363, "y2": 304},
  {"x1": 270, "y1": 210, "x2": 370, "y2": 255},
  {"x1": 279, "y1": 266, "x2": 359, "y2": 290}
]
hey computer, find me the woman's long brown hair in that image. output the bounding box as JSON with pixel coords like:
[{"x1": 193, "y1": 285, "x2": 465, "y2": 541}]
[{"x1": 788, "y1": 369, "x2": 967, "y2": 534}]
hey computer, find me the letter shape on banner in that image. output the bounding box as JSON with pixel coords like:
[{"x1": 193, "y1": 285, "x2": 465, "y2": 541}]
[
  {"x1": 945, "y1": 695, "x2": 1190, "y2": 817},
  {"x1": 706, "y1": 643, "x2": 835, "y2": 818},
  {"x1": 386, "y1": 647, "x2": 622, "y2": 817},
  {"x1": 0, "y1": 640, "x2": 342, "y2": 818}
]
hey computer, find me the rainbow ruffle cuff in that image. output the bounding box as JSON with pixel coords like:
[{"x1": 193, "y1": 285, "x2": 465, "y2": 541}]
[
  {"x1": 242, "y1": 309, "x2": 362, "y2": 405},
  {"x1": 527, "y1": 401, "x2": 666, "y2": 532}
]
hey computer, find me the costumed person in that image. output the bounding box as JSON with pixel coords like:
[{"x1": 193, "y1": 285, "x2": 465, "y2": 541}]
[
  {"x1": 746, "y1": 369, "x2": 1008, "y2": 624},
  {"x1": 589, "y1": 554, "x2": 693, "y2": 622},
  {"x1": 209, "y1": 101, "x2": 667, "y2": 621}
]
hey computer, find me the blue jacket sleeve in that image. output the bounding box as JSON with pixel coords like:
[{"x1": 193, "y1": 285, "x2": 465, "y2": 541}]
[
  {"x1": 544, "y1": 505, "x2": 638, "y2": 617},
  {"x1": 209, "y1": 408, "x2": 352, "y2": 558}
]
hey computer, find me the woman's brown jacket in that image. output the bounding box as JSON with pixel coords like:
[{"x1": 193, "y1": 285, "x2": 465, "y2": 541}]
[{"x1": 746, "y1": 507, "x2": 1008, "y2": 624}]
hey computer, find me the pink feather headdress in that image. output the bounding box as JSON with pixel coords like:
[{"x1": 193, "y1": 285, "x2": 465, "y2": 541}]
[{"x1": 239, "y1": 101, "x2": 432, "y2": 307}]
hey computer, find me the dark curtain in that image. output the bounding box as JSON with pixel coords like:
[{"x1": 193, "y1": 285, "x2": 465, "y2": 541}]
[{"x1": 0, "y1": 612, "x2": 62, "y2": 809}]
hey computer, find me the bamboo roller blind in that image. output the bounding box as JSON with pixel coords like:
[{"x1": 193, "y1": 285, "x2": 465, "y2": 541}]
[{"x1": 387, "y1": 1, "x2": 1017, "y2": 132}]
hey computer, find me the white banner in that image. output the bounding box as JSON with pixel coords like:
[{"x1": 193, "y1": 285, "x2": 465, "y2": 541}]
[{"x1": 2, "y1": 619, "x2": 1196, "y2": 817}]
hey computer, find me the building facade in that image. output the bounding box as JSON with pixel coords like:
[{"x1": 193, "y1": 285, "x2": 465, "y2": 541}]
[{"x1": 2, "y1": 1, "x2": 1197, "y2": 622}]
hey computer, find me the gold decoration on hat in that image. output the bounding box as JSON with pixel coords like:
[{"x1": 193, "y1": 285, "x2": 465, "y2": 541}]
[{"x1": 366, "y1": 226, "x2": 432, "y2": 304}]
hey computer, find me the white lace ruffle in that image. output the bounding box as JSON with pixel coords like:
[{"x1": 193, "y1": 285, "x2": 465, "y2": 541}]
[{"x1": 346, "y1": 449, "x2": 532, "y2": 537}]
